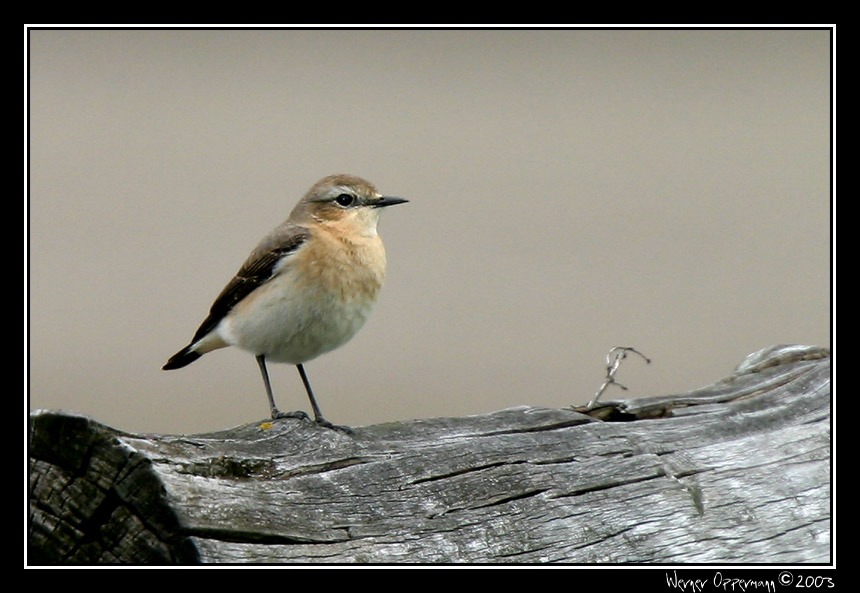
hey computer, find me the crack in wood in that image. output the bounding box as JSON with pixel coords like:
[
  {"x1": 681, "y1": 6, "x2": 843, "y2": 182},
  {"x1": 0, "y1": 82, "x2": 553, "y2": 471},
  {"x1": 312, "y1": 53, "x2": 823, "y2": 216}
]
[
  {"x1": 550, "y1": 471, "x2": 666, "y2": 499},
  {"x1": 182, "y1": 527, "x2": 351, "y2": 546},
  {"x1": 469, "y1": 488, "x2": 551, "y2": 510},
  {"x1": 410, "y1": 460, "x2": 527, "y2": 485}
]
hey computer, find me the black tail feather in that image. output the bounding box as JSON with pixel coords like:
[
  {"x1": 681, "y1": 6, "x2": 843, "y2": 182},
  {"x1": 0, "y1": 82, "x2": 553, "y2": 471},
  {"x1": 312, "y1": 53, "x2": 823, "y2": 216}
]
[{"x1": 162, "y1": 346, "x2": 201, "y2": 370}]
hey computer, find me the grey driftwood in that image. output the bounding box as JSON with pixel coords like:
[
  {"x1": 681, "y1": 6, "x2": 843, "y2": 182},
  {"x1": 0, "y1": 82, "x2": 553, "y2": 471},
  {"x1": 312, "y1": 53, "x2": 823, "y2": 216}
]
[{"x1": 28, "y1": 344, "x2": 831, "y2": 564}]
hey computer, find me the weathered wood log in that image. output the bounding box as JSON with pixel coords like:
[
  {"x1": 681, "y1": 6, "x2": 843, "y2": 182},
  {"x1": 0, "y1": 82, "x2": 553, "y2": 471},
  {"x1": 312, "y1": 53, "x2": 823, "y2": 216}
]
[{"x1": 28, "y1": 344, "x2": 831, "y2": 564}]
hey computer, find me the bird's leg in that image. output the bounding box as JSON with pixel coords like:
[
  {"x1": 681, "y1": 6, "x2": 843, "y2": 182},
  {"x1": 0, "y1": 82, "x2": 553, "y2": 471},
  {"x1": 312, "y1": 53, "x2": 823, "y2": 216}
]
[
  {"x1": 296, "y1": 364, "x2": 353, "y2": 433},
  {"x1": 295, "y1": 363, "x2": 325, "y2": 421},
  {"x1": 256, "y1": 355, "x2": 308, "y2": 421}
]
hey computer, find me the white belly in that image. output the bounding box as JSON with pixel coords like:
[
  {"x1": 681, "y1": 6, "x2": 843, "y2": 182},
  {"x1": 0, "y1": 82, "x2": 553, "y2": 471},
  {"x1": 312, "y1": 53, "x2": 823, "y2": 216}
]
[{"x1": 216, "y1": 270, "x2": 378, "y2": 364}]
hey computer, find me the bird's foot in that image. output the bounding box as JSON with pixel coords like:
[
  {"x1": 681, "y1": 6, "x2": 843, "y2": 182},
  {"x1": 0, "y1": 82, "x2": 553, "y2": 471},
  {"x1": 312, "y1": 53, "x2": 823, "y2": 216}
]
[
  {"x1": 271, "y1": 409, "x2": 352, "y2": 433},
  {"x1": 271, "y1": 408, "x2": 310, "y2": 421},
  {"x1": 314, "y1": 416, "x2": 354, "y2": 434}
]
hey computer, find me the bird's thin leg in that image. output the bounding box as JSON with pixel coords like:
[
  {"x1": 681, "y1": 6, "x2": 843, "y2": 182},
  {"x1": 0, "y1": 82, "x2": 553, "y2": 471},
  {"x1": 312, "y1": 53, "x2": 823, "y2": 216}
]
[
  {"x1": 296, "y1": 364, "x2": 352, "y2": 433},
  {"x1": 256, "y1": 354, "x2": 277, "y2": 414},
  {"x1": 296, "y1": 363, "x2": 325, "y2": 422},
  {"x1": 257, "y1": 355, "x2": 308, "y2": 421}
]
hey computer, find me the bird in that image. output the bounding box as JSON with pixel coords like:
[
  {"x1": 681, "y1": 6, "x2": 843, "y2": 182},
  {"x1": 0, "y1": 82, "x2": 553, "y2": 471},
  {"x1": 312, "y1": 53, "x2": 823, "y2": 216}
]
[{"x1": 162, "y1": 174, "x2": 407, "y2": 430}]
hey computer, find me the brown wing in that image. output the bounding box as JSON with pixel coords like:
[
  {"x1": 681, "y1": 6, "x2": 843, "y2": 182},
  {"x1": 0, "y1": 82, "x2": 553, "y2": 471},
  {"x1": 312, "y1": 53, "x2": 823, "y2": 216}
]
[
  {"x1": 187, "y1": 226, "x2": 310, "y2": 345},
  {"x1": 163, "y1": 223, "x2": 310, "y2": 370}
]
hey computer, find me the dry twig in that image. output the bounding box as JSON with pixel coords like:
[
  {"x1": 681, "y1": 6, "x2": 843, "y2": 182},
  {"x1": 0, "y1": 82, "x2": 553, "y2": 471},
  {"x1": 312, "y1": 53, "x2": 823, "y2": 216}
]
[{"x1": 586, "y1": 346, "x2": 651, "y2": 409}]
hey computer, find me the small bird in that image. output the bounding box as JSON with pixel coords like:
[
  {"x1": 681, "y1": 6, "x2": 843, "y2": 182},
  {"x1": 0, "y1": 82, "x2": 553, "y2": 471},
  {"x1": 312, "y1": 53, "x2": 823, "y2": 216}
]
[{"x1": 163, "y1": 174, "x2": 407, "y2": 429}]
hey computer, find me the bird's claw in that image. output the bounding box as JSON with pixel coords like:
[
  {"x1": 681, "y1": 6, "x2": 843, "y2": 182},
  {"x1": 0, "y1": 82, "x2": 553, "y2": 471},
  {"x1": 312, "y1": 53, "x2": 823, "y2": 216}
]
[
  {"x1": 271, "y1": 409, "x2": 310, "y2": 421},
  {"x1": 314, "y1": 417, "x2": 354, "y2": 434}
]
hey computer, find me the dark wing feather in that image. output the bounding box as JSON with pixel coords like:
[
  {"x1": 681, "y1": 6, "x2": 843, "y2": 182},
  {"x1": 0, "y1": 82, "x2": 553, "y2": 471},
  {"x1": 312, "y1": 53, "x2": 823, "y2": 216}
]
[
  {"x1": 188, "y1": 226, "x2": 310, "y2": 344},
  {"x1": 163, "y1": 223, "x2": 310, "y2": 370}
]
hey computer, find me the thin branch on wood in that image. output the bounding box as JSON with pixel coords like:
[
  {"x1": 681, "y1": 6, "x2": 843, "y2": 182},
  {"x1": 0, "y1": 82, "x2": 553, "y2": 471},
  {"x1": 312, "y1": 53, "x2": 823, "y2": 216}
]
[{"x1": 586, "y1": 346, "x2": 652, "y2": 409}]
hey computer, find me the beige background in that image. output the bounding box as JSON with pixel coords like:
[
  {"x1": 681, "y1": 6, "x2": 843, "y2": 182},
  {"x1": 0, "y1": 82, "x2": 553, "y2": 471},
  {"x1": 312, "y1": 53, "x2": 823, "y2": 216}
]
[{"x1": 27, "y1": 29, "x2": 832, "y2": 435}]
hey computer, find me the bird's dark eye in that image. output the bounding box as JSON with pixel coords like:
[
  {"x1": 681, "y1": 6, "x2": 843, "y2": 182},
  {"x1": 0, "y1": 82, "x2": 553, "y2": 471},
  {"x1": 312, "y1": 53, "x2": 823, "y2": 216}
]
[{"x1": 334, "y1": 193, "x2": 355, "y2": 207}]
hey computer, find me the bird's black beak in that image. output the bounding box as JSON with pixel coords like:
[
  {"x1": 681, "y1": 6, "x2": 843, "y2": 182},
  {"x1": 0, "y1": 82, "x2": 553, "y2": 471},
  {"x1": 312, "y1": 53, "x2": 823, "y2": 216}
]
[{"x1": 374, "y1": 196, "x2": 409, "y2": 208}]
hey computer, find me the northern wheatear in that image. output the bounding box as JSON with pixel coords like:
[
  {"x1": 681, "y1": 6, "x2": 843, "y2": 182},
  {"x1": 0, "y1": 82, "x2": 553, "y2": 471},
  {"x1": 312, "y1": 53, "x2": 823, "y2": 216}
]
[{"x1": 163, "y1": 174, "x2": 407, "y2": 429}]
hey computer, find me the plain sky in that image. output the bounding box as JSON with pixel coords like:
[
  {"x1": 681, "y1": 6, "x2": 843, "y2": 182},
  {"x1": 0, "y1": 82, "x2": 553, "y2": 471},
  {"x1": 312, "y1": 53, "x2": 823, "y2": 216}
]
[{"x1": 27, "y1": 28, "x2": 832, "y2": 435}]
